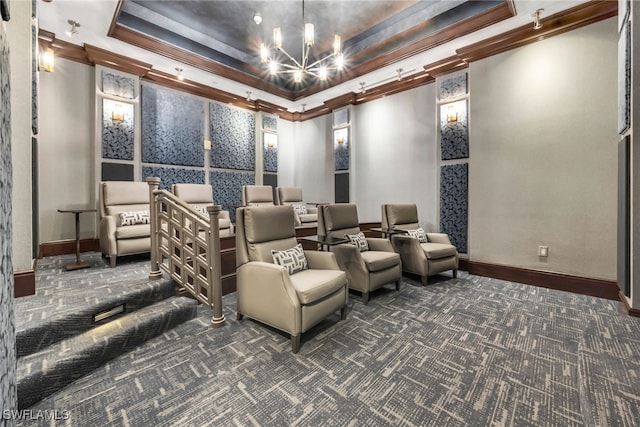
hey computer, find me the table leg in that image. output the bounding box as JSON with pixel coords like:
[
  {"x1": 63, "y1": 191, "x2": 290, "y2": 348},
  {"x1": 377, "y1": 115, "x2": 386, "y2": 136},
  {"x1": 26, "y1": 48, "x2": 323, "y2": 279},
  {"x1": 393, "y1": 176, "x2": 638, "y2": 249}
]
[{"x1": 65, "y1": 212, "x2": 90, "y2": 271}]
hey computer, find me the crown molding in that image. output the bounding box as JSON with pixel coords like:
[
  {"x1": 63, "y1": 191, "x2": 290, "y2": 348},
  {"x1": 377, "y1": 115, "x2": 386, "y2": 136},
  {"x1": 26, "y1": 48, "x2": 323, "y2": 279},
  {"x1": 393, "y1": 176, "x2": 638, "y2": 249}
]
[{"x1": 39, "y1": 0, "x2": 615, "y2": 123}]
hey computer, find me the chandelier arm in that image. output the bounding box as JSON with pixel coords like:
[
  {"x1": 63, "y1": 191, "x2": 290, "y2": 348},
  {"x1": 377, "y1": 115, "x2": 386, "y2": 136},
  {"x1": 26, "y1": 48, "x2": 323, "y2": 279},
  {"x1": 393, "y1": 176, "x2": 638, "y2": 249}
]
[
  {"x1": 278, "y1": 48, "x2": 304, "y2": 70},
  {"x1": 306, "y1": 53, "x2": 336, "y2": 70}
]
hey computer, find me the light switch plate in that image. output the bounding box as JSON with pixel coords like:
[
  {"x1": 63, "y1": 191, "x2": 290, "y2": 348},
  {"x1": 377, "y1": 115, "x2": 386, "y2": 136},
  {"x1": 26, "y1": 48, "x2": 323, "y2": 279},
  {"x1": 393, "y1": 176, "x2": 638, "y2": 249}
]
[{"x1": 538, "y1": 245, "x2": 548, "y2": 257}]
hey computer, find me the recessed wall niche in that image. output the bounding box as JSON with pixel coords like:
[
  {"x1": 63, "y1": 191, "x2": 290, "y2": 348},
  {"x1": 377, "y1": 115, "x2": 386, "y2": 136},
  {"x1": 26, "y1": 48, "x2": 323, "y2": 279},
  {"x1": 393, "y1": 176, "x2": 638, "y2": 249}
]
[
  {"x1": 210, "y1": 102, "x2": 255, "y2": 171},
  {"x1": 102, "y1": 99, "x2": 134, "y2": 160},
  {"x1": 439, "y1": 100, "x2": 469, "y2": 160}
]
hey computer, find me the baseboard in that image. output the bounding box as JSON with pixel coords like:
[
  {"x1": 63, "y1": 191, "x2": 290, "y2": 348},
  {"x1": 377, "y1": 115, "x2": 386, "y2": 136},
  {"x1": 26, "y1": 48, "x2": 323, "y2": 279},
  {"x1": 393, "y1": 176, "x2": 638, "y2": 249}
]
[
  {"x1": 463, "y1": 260, "x2": 619, "y2": 301},
  {"x1": 14, "y1": 261, "x2": 36, "y2": 298},
  {"x1": 39, "y1": 238, "x2": 100, "y2": 258}
]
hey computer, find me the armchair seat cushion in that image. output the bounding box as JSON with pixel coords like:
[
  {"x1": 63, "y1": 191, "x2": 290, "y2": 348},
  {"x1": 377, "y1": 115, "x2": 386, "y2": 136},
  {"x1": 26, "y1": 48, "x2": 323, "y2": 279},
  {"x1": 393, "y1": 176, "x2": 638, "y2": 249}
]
[
  {"x1": 421, "y1": 243, "x2": 457, "y2": 260},
  {"x1": 298, "y1": 213, "x2": 318, "y2": 223},
  {"x1": 219, "y1": 218, "x2": 231, "y2": 229},
  {"x1": 289, "y1": 269, "x2": 346, "y2": 305},
  {"x1": 115, "y1": 224, "x2": 150, "y2": 240},
  {"x1": 361, "y1": 251, "x2": 401, "y2": 272}
]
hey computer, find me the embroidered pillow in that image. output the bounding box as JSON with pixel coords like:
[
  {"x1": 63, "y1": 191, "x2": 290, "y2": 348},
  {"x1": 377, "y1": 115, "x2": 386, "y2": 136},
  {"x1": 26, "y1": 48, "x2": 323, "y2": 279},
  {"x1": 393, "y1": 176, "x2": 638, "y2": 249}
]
[
  {"x1": 292, "y1": 204, "x2": 308, "y2": 215},
  {"x1": 407, "y1": 227, "x2": 428, "y2": 243},
  {"x1": 119, "y1": 210, "x2": 150, "y2": 226},
  {"x1": 271, "y1": 244, "x2": 308, "y2": 275},
  {"x1": 193, "y1": 205, "x2": 208, "y2": 216},
  {"x1": 346, "y1": 232, "x2": 369, "y2": 252}
]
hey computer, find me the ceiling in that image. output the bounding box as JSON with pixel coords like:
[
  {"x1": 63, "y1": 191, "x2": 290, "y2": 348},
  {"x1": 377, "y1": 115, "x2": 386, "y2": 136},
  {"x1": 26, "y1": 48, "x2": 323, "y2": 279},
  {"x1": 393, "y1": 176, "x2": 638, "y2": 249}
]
[{"x1": 38, "y1": 0, "x2": 589, "y2": 112}]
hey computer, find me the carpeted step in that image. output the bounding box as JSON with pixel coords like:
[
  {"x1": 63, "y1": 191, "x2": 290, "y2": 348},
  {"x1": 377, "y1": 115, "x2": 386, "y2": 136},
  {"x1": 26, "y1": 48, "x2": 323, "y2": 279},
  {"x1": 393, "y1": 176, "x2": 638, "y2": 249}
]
[
  {"x1": 17, "y1": 296, "x2": 198, "y2": 409},
  {"x1": 15, "y1": 277, "x2": 176, "y2": 358}
]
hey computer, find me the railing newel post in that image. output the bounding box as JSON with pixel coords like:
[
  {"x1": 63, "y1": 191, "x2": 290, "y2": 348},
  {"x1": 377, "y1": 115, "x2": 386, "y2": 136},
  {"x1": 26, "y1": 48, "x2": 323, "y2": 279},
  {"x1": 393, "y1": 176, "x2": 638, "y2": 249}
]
[
  {"x1": 208, "y1": 205, "x2": 225, "y2": 328},
  {"x1": 147, "y1": 177, "x2": 162, "y2": 279}
]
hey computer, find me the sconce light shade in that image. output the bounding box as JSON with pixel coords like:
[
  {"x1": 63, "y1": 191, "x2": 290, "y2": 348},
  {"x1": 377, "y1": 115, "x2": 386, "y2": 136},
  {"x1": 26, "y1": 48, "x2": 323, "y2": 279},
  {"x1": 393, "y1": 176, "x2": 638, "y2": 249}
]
[
  {"x1": 111, "y1": 103, "x2": 125, "y2": 122},
  {"x1": 446, "y1": 105, "x2": 458, "y2": 123},
  {"x1": 41, "y1": 48, "x2": 55, "y2": 72},
  {"x1": 264, "y1": 133, "x2": 278, "y2": 149},
  {"x1": 336, "y1": 137, "x2": 345, "y2": 145}
]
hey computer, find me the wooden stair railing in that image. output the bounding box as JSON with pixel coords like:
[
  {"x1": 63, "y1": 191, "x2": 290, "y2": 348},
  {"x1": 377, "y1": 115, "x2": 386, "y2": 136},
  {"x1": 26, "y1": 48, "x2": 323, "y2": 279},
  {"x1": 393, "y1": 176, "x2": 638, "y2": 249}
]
[{"x1": 146, "y1": 177, "x2": 225, "y2": 328}]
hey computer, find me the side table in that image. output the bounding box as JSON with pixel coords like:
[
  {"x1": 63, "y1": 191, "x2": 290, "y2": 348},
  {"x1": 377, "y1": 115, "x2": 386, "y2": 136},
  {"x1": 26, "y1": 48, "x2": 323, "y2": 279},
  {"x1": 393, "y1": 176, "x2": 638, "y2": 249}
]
[
  {"x1": 301, "y1": 235, "x2": 349, "y2": 251},
  {"x1": 58, "y1": 205, "x2": 97, "y2": 271}
]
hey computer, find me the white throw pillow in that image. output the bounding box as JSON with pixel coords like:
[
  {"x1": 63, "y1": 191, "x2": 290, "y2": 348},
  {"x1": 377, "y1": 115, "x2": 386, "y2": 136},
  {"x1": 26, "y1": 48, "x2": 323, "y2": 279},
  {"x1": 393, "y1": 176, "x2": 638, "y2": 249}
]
[
  {"x1": 271, "y1": 244, "x2": 308, "y2": 275},
  {"x1": 407, "y1": 227, "x2": 428, "y2": 243},
  {"x1": 119, "y1": 210, "x2": 150, "y2": 226},
  {"x1": 292, "y1": 204, "x2": 308, "y2": 215},
  {"x1": 346, "y1": 232, "x2": 369, "y2": 252}
]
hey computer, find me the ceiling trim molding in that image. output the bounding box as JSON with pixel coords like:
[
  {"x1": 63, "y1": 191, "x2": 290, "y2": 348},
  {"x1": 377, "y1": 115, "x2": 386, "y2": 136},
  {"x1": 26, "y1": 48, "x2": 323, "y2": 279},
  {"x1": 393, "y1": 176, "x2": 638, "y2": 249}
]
[
  {"x1": 455, "y1": 0, "x2": 617, "y2": 63},
  {"x1": 39, "y1": 0, "x2": 615, "y2": 123},
  {"x1": 107, "y1": 24, "x2": 295, "y2": 101}
]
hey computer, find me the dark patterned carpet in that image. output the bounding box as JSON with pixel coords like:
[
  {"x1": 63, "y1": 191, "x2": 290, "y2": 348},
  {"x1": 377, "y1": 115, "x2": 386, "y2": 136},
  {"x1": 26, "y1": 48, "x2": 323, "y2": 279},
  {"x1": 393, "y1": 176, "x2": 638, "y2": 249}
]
[{"x1": 16, "y1": 253, "x2": 640, "y2": 426}]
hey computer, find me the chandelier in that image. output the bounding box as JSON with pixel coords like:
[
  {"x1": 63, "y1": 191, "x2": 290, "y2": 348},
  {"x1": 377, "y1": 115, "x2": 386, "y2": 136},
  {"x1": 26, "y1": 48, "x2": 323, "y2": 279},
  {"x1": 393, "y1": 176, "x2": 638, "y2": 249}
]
[{"x1": 259, "y1": 0, "x2": 344, "y2": 83}]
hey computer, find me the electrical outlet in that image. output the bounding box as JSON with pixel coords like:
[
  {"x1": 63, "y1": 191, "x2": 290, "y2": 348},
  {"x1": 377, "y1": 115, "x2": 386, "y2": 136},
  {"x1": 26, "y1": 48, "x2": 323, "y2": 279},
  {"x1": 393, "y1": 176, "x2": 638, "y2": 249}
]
[{"x1": 538, "y1": 245, "x2": 548, "y2": 257}]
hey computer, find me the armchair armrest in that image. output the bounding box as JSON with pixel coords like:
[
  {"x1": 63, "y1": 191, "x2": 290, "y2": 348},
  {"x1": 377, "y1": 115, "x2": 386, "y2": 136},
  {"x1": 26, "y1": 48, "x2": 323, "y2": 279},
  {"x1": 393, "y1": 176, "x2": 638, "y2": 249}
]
[
  {"x1": 331, "y1": 243, "x2": 368, "y2": 291},
  {"x1": 306, "y1": 206, "x2": 318, "y2": 214},
  {"x1": 236, "y1": 261, "x2": 301, "y2": 335},
  {"x1": 427, "y1": 233, "x2": 453, "y2": 245},
  {"x1": 366, "y1": 237, "x2": 395, "y2": 252},
  {"x1": 99, "y1": 216, "x2": 118, "y2": 256},
  {"x1": 391, "y1": 234, "x2": 427, "y2": 274},
  {"x1": 304, "y1": 250, "x2": 340, "y2": 270}
]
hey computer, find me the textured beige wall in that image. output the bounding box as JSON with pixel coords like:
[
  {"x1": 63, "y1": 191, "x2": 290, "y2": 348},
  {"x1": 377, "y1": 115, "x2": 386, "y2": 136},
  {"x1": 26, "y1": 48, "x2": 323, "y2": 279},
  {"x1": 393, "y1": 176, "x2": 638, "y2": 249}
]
[
  {"x1": 353, "y1": 84, "x2": 438, "y2": 224},
  {"x1": 468, "y1": 18, "x2": 618, "y2": 280},
  {"x1": 38, "y1": 59, "x2": 95, "y2": 244},
  {"x1": 7, "y1": 0, "x2": 32, "y2": 271}
]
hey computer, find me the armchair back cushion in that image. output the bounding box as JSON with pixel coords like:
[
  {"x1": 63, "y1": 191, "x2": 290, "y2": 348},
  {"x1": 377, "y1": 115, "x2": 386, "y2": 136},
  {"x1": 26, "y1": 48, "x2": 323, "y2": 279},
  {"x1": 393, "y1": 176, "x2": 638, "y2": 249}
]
[
  {"x1": 101, "y1": 181, "x2": 149, "y2": 218},
  {"x1": 242, "y1": 185, "x2": 275, "y2": 206},
  {"x1": 236, "y1": 205, "x2": 298, "y2": 265},
  {"x1": 381, "y1": 203, "x2": 420, "y2": 230},
  {"x1": 318, "y1": 204, "x2": 361, "y2": 238},
  {"x1": 172, "y1": 183, "x2": 213, "y2": 204},
  {"x1": 276, "y1": 187, "x2": 303, "y2": 205}
]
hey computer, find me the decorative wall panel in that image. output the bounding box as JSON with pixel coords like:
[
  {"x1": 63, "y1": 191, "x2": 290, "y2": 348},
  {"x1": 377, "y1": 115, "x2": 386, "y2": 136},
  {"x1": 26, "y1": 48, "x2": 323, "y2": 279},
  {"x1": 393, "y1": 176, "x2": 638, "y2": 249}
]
[
  {"x1": 263, "y1": 115, "x2": 277, "y2": 132},
  {"x1": 438, "y1": 72, "x2": 468, "y2": 100},
  {"x1": 102, "y1": 71, "x2": 135, "y2": 99},
  {"x1": 141, "y1": 85, "x2": 205, "y2": 167},
  {"x1": 440, "y1": 163, "x2": 468, "y2": 253},
  {"x1": 31, "y1": 8, "x2": 37, "y2": 135},
  {"x1": 210, "y1": 103, "x2": 255, "y2": 171},
  {"x1": 618, "y1": 19, "x2": 631, "y2": 134},
  {"x1": 334, "y1": 128, "x2": 349, "y2": 171},
  {"x1": 142, "y1": 166, "x2": 205, "y2": 191},
  {"x1": 263, "y1": 133, "x2": 278, "y2": 173},
  {"x1": 102, "y1": 99, "x2": 134, "y2": 160},
  {"x1": 102, "y1": 162, "x2": 134, "y2": 182},
  {"x1": 440, "y1": 100, "x2": 469, "y2": 160},
  {"x1": 210, "y1": 170, "x2": 255, "y2": 222},
  {"x1": 334, "y1": 108, "x2": 349, "y2": 126},
  {"x1": 0, "y1": 23, "x2": 17, "y2": 418}
]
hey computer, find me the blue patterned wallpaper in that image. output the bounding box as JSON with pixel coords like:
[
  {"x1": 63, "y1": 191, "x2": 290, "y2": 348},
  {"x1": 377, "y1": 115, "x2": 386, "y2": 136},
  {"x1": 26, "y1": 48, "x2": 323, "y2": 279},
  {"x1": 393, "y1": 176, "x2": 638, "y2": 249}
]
[
  {"x1": 141, "y1": 84, "x2": 205, "y2": 167},
  {"x1": 31, "y1": 16, "x2": 37, "y2": 135},
  {"x1": 102, "y1": 71, "x2": 136, "y2": 99},
  {"x1": 102, "y1": 99, "x2": 134, "y2": 160},
  {"x1": 0, "y1": 23, "x2": 17, "y2": 418},
  {"x1": 142, "y1": 166, "x2": 205, "y2": 191},
  {"x1": 440, "y1": 100, "x2": 469, "y2": 161},
  {"x1": 440, "y1": 163, "x2": 468, "y2": 253},
  {"x1": 210, "y1": 170, "x2": 255, "y2": 222},
  {"x1": 263, "y1": 133, "x2": 278, "y2": 173},
  {"x1": 263, "y1": 115, "x2": 277, "y2": 132},
  {"x1": 334, "y1": 128, "x2": 349, "y2": 171},
  {"x1": 618, "y1": 21, "x2": 631, "y2": 134},
  {"x1": 210, "y1": 102, "x2": 255, "y2": 171},
  {"x1": 438, "y1": 72, "x2": 468, "y2": 100},
  {"x1": 334, "y1": 108, "x2": 349, "y2": 126}
]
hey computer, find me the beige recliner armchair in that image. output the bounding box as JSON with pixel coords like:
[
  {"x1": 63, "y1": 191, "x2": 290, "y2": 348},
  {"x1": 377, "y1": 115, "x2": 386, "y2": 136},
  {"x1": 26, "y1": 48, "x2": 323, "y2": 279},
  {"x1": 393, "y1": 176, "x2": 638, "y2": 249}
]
[
  {"x1": 241, "y1": 185, "x2": 274, "y2": 206},
  {"x1": 317, "y1": 203, "x2": 402, "y2": 305},
  {"x1": 275, "y1": 187, "x2": 318, "y2": 227},
  {"x1": 236, "y1": 205, "x2": 348, "y2": 353},
  {"x1": 382, "y1": 203, "x2": 458, "y2": 285},
  {"x1": 99, "y1": 181, "x2": 151, "y2": 267},
  {"x1": 172, "y1": 183, "x2": 234, "y2": 237}
]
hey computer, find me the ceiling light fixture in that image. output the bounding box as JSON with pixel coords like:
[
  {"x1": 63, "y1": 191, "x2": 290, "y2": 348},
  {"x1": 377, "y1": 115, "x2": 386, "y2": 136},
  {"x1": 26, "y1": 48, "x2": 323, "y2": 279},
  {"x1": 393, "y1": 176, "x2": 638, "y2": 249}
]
[
  {"x1": 259, "y1": 0, "x2": 343, "y2": 83},
  {"x1": 253, "y1": 12, "x2": 262, "y2": 25},
  {"x1": 396, "y1": 68, "x2": 404, "y2": 81},
  {"x1": 246, "y1": 91, "x2": 252, "y2": 101},
  {"x1": 532, "y1": 9, "x2": 544, "y2": 30},
  {"x1": 65, "y1": 19, "x2": 80, "y2": 37},
  {"x1": 359, "y1": 82, "x2": 366, "y2": 93},
  {"x1": 175, "y1": 67, "x2": 184, "y2": 81}
]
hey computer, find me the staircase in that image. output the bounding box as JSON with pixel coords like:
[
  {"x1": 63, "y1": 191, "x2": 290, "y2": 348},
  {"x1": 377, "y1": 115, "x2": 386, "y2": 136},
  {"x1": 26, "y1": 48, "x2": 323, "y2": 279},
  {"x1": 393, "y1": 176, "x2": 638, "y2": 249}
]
[{"x1": 15, "y1": 255, "x2": 198, "y2": 409}]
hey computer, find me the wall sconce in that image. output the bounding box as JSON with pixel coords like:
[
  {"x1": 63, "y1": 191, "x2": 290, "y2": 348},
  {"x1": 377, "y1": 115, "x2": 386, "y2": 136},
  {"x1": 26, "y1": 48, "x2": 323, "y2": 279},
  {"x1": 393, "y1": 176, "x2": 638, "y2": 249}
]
[
  {"x1": 446, "y1": 104, "x2": 458, "y2": 123},
  {"x1": 41, "y1": 48, "x2": 55, "y2": 72},
  {"x1": 532, "y1": 9, "x2": 544, "y2": 30},
  {"x1": 336, "y1": 137, "x2": 345, "y2": 145},
  {"x1": 264, "y1": 134, "x2": 277, "y2": 149},
  {"x1": 111, "y1": 103, "x2": 124, "y2": 122}
]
